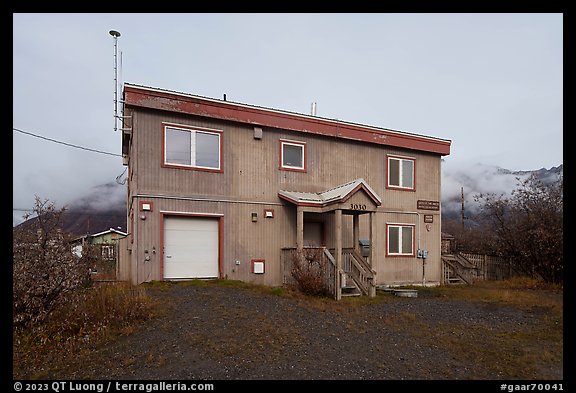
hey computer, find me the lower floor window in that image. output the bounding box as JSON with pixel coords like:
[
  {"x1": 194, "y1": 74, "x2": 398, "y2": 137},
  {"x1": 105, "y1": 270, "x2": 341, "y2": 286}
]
[
  {"x1": 101, "y1": 244, "x2": 115, "y2": 260},
  {"x1": 387, "y1": 224, "x2": 414, "y2": 256}
]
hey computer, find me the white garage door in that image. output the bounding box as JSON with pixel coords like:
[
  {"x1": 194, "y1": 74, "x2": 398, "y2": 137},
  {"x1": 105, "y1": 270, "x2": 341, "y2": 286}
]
[{"x1": 164, "y1": 216, "x2": 219, "y2": 279}]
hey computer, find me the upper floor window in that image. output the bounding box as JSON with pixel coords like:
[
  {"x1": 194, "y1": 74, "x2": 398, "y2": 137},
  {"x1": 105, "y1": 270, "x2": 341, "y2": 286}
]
[
  {"x1": 280, "y1": 139, "x2": 306, "y2": 172},
  {"x1": 386, "y1": 223, "x2": 415, "y2": 257},
  {"x1": 163, "y1": 123, "x2": 222, "y2": 172},
  {"x1": 387, "y1": 155, "x2": 415, "y2": 190}
]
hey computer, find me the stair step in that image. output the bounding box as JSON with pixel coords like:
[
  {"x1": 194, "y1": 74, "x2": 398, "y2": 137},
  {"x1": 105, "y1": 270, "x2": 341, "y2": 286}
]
[
  {"x1": 341, "y1": 292, "x2": 361, "y2": 297},
  {"x1": 341, "y1": 284, "x2": 362, "y2": 297}
]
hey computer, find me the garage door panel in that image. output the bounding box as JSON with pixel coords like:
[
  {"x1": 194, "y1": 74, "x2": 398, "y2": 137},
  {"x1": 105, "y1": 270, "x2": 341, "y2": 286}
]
[
  {"x1": 164, "y1": 216, "x2": 219, "y2": 279},
  {"x1": 165, "y1": 232, "x2": 216, "y2": 247}
]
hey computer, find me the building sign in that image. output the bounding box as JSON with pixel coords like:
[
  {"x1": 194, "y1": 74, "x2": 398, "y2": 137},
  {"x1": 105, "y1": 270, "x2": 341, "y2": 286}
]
[
  {"x1": 417, "y1": 200, "x2": 440, "y2": 211},
  {"x1": 423, "y1": 214, "x2": 434, "y2": 223}
]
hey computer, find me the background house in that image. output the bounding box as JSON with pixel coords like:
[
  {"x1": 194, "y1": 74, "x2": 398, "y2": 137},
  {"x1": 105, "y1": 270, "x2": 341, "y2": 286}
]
[{"x1": 71, "y1": 228, "x2": 127, "y2": 280}]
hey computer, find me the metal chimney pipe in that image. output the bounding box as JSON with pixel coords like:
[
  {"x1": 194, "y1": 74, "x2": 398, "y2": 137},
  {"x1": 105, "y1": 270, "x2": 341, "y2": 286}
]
[{"x1": 311, "y1": 102, "x2": 317, "y2": 116}]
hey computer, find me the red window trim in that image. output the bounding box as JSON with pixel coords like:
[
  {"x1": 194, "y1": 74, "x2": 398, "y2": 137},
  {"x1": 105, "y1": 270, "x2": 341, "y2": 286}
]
[
  {"x1": 386, "y1": 154, "x2": 416, "y2": 192},
  {"x1": 385, "y1": 223, "x2": 416, "y2": 257},
  {"x1": 279, "y1": 139, "x2": 307, "y2": 173},
  {"x1": 161, "y1": 122, "x2": 224, "y2": 173}
]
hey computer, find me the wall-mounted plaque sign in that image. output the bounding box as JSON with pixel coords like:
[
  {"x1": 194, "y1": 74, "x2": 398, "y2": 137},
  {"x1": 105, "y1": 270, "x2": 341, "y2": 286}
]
[{"x1": 417, "y1": 200, "x2": 440, "y2": 211}]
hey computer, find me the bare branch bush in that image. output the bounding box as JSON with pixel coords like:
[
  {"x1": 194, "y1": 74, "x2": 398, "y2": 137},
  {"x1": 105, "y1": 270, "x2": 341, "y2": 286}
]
[
  {"x1": 290, "y1": 248, "x2": 329, "y2": 296},
  {"x1": 474, "y1": 174, "x2": 563, "y2": 284},
  {"x1": 13, "y1": 196, "x2": 92, "y2": 328}
]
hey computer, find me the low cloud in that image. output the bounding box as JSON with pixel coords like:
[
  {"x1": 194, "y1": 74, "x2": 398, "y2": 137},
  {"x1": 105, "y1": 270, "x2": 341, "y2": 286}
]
[
  {"x1": 442, "y1": 160, "x2": 532, "y2": 216},
  {"x1": 67, "y1": 182, "x2": 126, "y2": 212}
]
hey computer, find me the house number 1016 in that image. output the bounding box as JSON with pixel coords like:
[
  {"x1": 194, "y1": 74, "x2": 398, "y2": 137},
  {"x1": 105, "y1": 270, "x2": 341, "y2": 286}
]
[{"x1": 350, "y1": 203, "x2": 367, "y2": 210}]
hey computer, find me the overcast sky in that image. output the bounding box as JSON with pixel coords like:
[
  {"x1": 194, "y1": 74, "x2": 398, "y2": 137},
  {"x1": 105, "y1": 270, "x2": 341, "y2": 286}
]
[{"x1": 13, "y1": 13, "x2": 563, "y2": 225}]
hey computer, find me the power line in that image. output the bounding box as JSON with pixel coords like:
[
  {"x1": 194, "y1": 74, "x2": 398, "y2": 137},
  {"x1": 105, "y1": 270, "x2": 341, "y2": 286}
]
[{"x1": 13, "y1": 127, "x2": 122, "y2": 157}]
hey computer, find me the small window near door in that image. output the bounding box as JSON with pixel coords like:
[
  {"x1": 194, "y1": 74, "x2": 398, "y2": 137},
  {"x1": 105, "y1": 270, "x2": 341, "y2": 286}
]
[
  {"x1": 386, "y1": 223, "x2": 415, "y2": 256},
  {"x1": 280, "y1": 139, "x2": 306, "y2": 172}
]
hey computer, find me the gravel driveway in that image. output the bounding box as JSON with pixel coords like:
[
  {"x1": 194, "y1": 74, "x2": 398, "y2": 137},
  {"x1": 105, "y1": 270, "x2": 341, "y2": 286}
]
[{"x1": 49, "y1": 282, "x2": 563, "y2": 380}]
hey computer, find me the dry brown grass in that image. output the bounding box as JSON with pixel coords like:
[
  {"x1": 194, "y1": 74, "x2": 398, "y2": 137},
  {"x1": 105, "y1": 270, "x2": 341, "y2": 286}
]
[
  {"x1": 388, "y1": 279, "x2": 563, "y2": 379},
  {"x1": 422, "y1": 320, "x2": 563, "y2": 379},
  {"x1": 13, "y1": 282, "x2": 155, "y2": 379},
  {"x1": 414, "y1": 278, "x2": 563, "y2": 315},
  {"x1": 14, "y1": 278, "x2": 561, "y2": 379}
]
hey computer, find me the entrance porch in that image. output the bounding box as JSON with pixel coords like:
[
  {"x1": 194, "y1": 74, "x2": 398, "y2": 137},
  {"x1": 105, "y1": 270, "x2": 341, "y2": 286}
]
[{"x1": 279, "y1": 178, "x2": 382, "y2": 300}]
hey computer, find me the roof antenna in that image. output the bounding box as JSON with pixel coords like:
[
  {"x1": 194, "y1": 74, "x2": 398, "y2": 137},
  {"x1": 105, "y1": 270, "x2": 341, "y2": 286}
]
[{"x1": 109, "y1": 29, "x2": 121, "y2": 132}]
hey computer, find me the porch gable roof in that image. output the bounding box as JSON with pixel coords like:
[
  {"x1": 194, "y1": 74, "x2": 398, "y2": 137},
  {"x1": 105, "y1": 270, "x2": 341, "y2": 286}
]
[{"x1": 278, "y1": 178, "x2": 382, "y2": 207}]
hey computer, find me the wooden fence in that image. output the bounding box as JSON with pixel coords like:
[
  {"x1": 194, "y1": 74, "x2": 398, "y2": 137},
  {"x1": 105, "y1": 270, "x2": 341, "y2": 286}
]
[
  {"x1": 459, "y1": 252, "x2": 518, "y2": 281},
  {"x1": 116, "y1": 237, "x2": 131, "y2": 282}
]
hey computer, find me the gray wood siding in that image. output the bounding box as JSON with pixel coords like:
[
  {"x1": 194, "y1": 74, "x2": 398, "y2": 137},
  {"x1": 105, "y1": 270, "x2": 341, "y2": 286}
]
[
  {"x1": 124, "y1": 106, "x2": 444, "y2": 286},
  {"x1": 129, "y1": 196, "x2": 295, "y2": 285},
  {"x1": 127, "y1": 108, "x2": 441, "y2": 205}
]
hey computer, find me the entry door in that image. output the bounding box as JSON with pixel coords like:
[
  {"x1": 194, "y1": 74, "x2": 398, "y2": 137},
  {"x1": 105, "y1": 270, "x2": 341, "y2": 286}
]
[
  {"x1": 164, "y1": 216, "x2": 219, "y2": 279},
  {"x1": 304, "y1": 221, "x2": 324, "y2": 247}
]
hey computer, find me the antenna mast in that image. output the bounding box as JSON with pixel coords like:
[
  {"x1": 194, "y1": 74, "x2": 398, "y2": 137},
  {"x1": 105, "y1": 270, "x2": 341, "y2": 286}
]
[{"x1": 109, "y1": 30, "x2": 121, "y2": 132}]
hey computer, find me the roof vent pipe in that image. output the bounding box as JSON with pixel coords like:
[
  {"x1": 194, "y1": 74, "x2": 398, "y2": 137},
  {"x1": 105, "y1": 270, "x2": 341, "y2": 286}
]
[{"x1": 311, "y1": 102, "x2": 317, "y2": 116}]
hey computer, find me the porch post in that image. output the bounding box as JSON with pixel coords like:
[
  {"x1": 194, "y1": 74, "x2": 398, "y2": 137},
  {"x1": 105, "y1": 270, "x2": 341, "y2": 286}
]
[
  {"x1": 296, "y1": 205, "x2": 304, "y2": 250},
  {"x1": 369, "y1": 212, "x2": 376, "y2": 268},
  {"x1": 353, "y1": 214, "x2": 360, "y2": 254},
  {"x1": 335, "y1": 209, "x2": 342, "y2": 301},
  {"x1": 369, "y1": 211, "x2": 377, "y2": 297}
]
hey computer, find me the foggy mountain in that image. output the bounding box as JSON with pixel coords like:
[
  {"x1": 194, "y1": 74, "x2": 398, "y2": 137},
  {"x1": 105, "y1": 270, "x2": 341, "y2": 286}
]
[
  {"x1": 442, "y1": 162, "x2": 563, "y2": 220},
  {"x1": 15, "y1": 163, "x2": 562, "y2": 237},
  {"x1": 62, "y1": 182, "x2": 127, "y2": 237},
  {"x1": 15, "y1": 182, "x2": 127, "y2": 238}
]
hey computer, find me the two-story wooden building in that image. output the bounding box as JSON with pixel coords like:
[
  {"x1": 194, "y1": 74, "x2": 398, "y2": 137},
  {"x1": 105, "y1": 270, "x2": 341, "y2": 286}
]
[{"x1": 118, "y1": 83, "x2": 451, "y2": 298}]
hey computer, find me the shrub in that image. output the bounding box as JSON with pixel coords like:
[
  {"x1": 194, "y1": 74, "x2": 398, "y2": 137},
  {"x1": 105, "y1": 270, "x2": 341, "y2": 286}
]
[
  {"x1": 290, "y1": 248, "x2": 329, "y2": 296},
  {"x1": 475, "y1": 174, "x2": 563, "y2": 284},
  {"x1": 13, "y1": 282, "x2": 153, "y2": 379},
  {"x1": 13, "y1": 197, "x2": 92, "y2": 328}
]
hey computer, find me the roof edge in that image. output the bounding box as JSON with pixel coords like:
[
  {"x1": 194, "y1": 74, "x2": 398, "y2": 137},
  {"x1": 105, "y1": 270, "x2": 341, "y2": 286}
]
[
  {"x1": 279, "y1": 178, "x2": 382, "y2": 207},
  {"x1": 124, "y1": 83, "x2": 451, "y2": 155}
]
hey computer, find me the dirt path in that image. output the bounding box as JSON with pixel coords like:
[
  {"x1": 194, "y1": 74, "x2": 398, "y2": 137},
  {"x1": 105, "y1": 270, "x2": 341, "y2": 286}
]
[{"x1": 46, "y1": 283, "x2": 563, "y2": 380}]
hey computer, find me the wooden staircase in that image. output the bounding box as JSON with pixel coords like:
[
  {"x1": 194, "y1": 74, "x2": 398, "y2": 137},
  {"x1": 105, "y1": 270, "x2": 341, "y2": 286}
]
[
  {"x1": 281, "y1": 247, "x2": 376, "y2": 300},
  {"x1": 341, "y1": 273, "x2": 362, "y2": 297},
  {"x1": 330, "y1": 248, "x2": 377, "y2": 298},
  {"x1": 442, "y1": 253, "x2": 479, "y2": 285}
]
